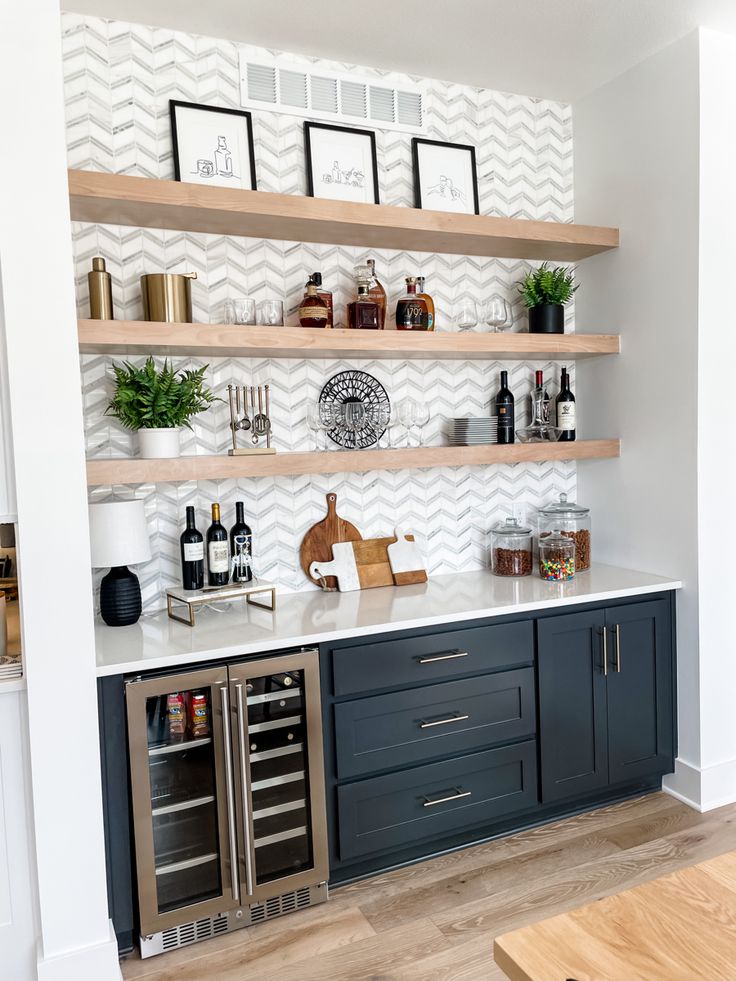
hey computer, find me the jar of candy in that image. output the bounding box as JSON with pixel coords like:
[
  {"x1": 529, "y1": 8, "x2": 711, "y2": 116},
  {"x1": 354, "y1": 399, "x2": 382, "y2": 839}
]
[
  {"x1": 538, "y1": 492, "x2": 591, "y2": 571},
  {"x1": 539, "y1": 530, "x2": 575, "y2": 581},
  {"x1": 490, "y1": 517, "x2": 533, "y2": 577}
]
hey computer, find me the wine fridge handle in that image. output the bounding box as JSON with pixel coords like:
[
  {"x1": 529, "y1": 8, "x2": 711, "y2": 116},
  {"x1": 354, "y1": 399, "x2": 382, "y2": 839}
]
[
  {"x1": 235, "y1": 682, "x2": 255, "y2": 896},
  {"x1": 219, "y1": 686, "x2": 240, "y2": 904}
]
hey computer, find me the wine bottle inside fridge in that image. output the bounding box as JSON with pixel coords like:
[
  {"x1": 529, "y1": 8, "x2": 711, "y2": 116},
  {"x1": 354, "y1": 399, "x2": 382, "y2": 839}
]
[
  {"x1": 180, "y1": 505, "x2": 204, "y2": 590},
  {"x1": 495, "y1": 370, "x2": 515, "y2": 444},
  {"x1": 207, "y1": 503, "x2": 229, "y2": 587},
  {"x1": 230, "y1": 500, "x2": 254, "y2": 583},
  {"x1": 556, "y1": 366, "x2": 576, "y2": 441}
]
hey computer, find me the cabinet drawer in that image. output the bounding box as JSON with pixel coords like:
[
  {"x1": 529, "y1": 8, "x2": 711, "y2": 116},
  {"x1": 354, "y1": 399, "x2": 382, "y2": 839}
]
[
  {"x1": 337, "y1": 741, "x2": 538, "y2": 861},
  {"x1": 330, "y1": 621, "x2": 533, "y2": 697},
  {"x1": 334, "y1": 668, "x2": 535, "y2": 779}
]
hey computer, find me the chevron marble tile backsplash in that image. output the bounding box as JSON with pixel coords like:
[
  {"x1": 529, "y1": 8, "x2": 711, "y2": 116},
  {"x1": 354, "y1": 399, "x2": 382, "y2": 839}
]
[{"x1": 63, "y1": 12, "x2": 577, "y2": 612}]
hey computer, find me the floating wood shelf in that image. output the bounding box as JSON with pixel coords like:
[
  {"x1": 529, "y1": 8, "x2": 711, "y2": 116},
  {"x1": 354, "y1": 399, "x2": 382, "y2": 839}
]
[
  {"x1": 86, "y1": 441, "x2": 620, "y2": 486},
  {"x1": 78, "y1": 320, "x2": 620, "y2": 361},
  {"x1": 68, "y1": 170, "x2": 619, "y2": 261}
]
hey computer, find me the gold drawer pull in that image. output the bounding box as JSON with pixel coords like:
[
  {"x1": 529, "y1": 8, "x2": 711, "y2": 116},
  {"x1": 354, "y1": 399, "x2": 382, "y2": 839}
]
[
  {"x1": 423, "y1": 787, "x2": 472, "y2": 808},
  {"x1": 417, "y1": 650, "x2": 469, "y2": 664},
  {"x1": 419, "y1": 713, "x2": 470, "y2": 729}
]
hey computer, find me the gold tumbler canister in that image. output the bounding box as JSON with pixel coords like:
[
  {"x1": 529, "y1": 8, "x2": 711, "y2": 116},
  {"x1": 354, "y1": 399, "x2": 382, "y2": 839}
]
[
  {"x1": 88, "y1": 256, "x2": 114, "y2": 320},
  {"x1": 140, "y1": 271, "x2": 197, "y2": 323}
]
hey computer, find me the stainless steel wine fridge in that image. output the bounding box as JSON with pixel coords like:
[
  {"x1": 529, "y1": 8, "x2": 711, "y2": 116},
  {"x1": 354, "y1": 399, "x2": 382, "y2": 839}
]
[{"x1": 125, "y1": 648, "x2": 328, "y2": 958}]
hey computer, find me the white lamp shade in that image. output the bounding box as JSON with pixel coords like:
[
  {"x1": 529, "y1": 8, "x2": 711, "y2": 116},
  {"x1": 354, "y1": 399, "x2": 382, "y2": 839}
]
[{"x1": 89, "y1": 501, "x2": 152, "y2": 568}]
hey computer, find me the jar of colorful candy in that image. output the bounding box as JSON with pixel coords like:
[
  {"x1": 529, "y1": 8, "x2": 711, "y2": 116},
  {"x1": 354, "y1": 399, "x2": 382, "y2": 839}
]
[{"x1": 538, "y1": 530, "x2": 575, "y2": 581}]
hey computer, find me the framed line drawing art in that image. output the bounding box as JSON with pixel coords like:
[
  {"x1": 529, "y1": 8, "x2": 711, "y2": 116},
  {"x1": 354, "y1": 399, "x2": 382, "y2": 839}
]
[
  {"x1": 304, "y1": 122, "x2": 380, "y2": 205},
  {"x1": 170, "y1": 101, "x2": 257, "y2": 190},
  {"x1": 411, "y1": 138, "x2": 479, "y2": 215}
]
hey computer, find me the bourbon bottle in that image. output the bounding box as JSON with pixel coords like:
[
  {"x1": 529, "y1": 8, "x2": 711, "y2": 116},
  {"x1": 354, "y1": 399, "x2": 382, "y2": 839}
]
[
  {"x1": 417, "y1": 276, "x2": 435, "y2": 331},
  {"x1": 310, "y1": 271, "x2": 333, "y2": 328},
  {"x1": 395, "y1": 277, "x2": 429, "y2": 331},
  {"x1": 365, "y1": 258, "x2": 386, "y2": 329},
  {"x1": 298, "y1": 281, "x2": 328, "y2": 329},
  {"x1": 347, "y1": 274, "x2": 380, "y2": 329}
]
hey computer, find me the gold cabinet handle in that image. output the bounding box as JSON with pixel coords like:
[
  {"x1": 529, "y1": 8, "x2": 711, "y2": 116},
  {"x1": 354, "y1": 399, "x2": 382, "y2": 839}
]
[
  {"x1": 419, "y1": 713, "x2": 470, "y2": 729},
  {"x1": 614, "y1": 623, "x2": 621, "y2": 672},
  {"x1": 423, "y1": 787, "x2": 472, "y2": 808},
  {"x1": 600, "y1": 627, "x2": 608, "y2": 676},
  {"x1": 417, "y1": 650, "x2": 469, "y2": 664}
]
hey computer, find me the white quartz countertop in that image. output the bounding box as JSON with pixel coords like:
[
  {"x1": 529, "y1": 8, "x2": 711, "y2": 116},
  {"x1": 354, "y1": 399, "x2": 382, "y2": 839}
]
[{"x1": 95, "y1": 564, "x2": 681, "y2": 677}]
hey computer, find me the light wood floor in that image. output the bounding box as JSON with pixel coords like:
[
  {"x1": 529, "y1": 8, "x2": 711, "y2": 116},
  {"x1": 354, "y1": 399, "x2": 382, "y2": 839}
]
[{"x1": 121, "y1": 792, "x2": 736, "y2": 981}]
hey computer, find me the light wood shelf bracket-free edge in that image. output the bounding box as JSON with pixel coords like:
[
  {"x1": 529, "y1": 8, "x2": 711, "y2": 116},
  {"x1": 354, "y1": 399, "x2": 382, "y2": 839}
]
[
  {"x1": 68, "y1": 170, "x2": 619, "y2": 261},
  {"x1": 86, "y1": 441, "x2": 621, "y2": 487},
  {"x1": 78, "y1": 320, "x2": 620, "y2": 361}
]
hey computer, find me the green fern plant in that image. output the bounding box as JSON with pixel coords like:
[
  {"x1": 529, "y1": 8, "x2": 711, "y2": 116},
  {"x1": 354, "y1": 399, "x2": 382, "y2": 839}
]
[
  {"x1": 517, "y1": 263, "x2": 577, "y2": 308},
  {"x1": 106, "y1": 357, "x2": 218, "y2": 430}
]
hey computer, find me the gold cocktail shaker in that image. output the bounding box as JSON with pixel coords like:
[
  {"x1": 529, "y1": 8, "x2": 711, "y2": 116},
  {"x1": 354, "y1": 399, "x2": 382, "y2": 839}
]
[{"x1": 88, "y1": 256, "x2": 114, "y2": 320}]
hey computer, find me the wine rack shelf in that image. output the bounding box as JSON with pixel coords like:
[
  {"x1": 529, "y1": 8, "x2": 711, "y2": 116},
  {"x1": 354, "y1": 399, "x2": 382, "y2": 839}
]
[
  {"x1": 78, "y1": 320, "x2": 620, "y2": 361},
  {"x1": 86, "y1": 441, "x2": 621, "y2": 486},
  {"x1": 68, "y1": 170, "x2": 619, "y2": 261}
]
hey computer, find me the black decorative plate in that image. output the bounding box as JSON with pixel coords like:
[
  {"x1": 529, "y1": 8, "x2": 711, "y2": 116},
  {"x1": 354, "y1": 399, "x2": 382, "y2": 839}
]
[{"x1": 319, "y1": 370, "x2": 391, "y2": 449}]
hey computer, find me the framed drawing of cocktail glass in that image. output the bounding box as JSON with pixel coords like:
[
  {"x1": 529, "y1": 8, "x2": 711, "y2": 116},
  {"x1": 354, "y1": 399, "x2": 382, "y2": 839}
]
[
  {"x1": 304, "y1": 122, "x2": 380, "y2": 205},
  {"x1": 170, "y1": 101, "x2": 257, "y2": 190},
  {"x1": 412, "y1": 138, "x2": 479, "y2": 215}
]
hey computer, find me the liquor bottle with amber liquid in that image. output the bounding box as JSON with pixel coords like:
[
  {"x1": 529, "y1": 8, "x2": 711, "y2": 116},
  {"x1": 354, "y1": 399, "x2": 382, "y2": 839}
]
[
  {"x1": 298, "y1": 280, "x2": 328, "y2": 329},
  {"x1": 417, "y1": 276, "x2": 435, "y2": 331},
  {"x1": 347, "y1": 271, "x2": 380, "y2": 329},
  {"x1": 310, "y1": 271, "x2": 333, "y2": 328},
  {"x1": 396, "y1": 276, "x2": 430, "y2": 330},
  {"x1": 365, "y1": 258, "x2": 386, "y2": 329}
]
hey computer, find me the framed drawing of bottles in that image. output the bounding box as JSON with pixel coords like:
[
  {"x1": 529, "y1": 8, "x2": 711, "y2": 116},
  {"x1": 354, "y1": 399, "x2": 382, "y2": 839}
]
[{"x1": 170, "y1": 101, "x2": 257, "y2": 191}]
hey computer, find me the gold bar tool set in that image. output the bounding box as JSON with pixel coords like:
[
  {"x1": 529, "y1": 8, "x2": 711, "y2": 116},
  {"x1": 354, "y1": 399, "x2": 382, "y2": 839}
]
[{"x1": 227, "y1": 384, "x2": 276, "y2": 456}]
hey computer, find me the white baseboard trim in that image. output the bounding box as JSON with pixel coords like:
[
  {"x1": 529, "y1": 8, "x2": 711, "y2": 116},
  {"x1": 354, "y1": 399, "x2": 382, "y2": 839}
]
[
  {"x1": 36, "y1": 921, "x2": 121, "y2": 981},
  {"x1": 663, "y1": 756, "x2": 736, "y2": 812}
]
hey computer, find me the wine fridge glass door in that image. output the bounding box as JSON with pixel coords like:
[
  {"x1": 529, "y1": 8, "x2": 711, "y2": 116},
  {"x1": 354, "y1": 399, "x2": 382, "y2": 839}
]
[
  {"x1": 126, "y1": 666, "x2": 239, "y2": 935},
  {"x1": 229, "y1": 649, "x2": 328, "y2": 902}
]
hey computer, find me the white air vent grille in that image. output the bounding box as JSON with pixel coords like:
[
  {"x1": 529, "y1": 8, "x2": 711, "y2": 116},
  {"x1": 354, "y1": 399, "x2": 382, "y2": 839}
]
[{"x1": 240, "y1": 50, "x2": 425, "y2": 132}]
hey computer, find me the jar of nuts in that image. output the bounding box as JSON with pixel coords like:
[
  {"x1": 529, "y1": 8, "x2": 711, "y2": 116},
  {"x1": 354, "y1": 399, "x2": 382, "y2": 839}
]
[
  {"x1": 490, "y1": 517, "x2": 533, "y2": 577},
  {"x1": 538, "y1": 492, "x2": 591, "y2": 571},
  {"x1": 539, "y1": 530, "x2": 575, "y2": 581}
]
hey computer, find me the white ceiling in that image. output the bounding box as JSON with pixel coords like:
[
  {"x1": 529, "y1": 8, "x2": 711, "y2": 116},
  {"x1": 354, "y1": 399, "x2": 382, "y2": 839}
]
[{"x1": 61, "y1": 0, "x2": 736, "y2": 102}]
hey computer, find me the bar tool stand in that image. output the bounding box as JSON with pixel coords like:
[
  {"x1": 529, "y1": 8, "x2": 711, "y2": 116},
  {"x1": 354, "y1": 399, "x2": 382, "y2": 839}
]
[{"x1": 227, "y1": 383, "x2": 276, "y2": 456}]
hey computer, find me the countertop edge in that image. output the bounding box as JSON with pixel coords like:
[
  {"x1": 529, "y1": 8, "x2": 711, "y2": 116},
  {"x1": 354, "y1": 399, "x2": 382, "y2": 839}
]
[{"x1": 95, "y1": 572, "x2": 681, "y2": 678}]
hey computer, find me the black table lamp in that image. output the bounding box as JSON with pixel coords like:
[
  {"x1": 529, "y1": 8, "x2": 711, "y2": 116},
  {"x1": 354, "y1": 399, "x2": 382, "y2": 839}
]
[{"x1": 89, "y1": 501, "x2": 152, "y2": 626}]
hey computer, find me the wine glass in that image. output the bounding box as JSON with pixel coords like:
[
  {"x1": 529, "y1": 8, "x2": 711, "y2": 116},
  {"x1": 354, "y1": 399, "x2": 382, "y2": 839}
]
[
  {"x1": 453, "y1": 298, "x2": 479, "y2": 332},
  {"x1": 318, "y1": 403, "x2": 335, "y2": 449},
  {"x1": 343, "y1": 402, "x2": 366, "y2": 448},
  {"x1": 414, "y1": 401, "x2": 430, "y2": 445},
  {"x1": 398, "y1": 398, "x2": 417, "y2": 447},
  {"x1": 306, "y1": 403, "x2": 323, "y2": 450},
  {"x1": 367, "y1": 404, "x2": 391, "y2": 448},
  {"x1": 483, "y1": 295, "x2": 511, "y2": 332}
]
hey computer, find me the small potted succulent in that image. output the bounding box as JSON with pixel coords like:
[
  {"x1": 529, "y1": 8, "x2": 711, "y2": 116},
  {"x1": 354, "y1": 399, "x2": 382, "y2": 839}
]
[
  {"x1": 106, "y1": 357, "x2": 218, "y2": 458},
  {"x1": 517, "y1": 263, "x2": 577, "y2": 334}
]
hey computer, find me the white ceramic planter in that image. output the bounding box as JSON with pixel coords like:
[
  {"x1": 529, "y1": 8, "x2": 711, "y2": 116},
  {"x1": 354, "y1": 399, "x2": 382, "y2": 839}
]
[{"x1": 137, "y1": 427, "x2": 181, "y2": 459}]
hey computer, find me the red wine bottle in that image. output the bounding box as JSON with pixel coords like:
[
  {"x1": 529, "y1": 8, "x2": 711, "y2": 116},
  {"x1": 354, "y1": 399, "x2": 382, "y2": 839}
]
[
  {"x1": 495, "y1": 370, "x2": 515, "y2": 444},
  {"x1": 206, "y1": 503, "x2": 229, "y2": 587},
  {"x1": 556, "y1": 366, "x2": 576, "y2": 441},
  {"x1": 229, "y1": 501, "x2": 253, "y2": 583},
  {"x1": 180, "y1": 506, "x2": 204, "y2": 590}
]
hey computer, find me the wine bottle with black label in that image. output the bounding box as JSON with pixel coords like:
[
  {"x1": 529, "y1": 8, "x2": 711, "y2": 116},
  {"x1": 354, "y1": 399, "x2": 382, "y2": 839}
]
[
  {"x1": 206, "y1": 503, "x2": 229, "y2": 587},
  {"x1": 180, "y1": 505, "x2": 204, "y2": 590},
  {"x1": 495, "y1": 369, "x2": 515, "y2": 444},
  {"x1": 230, "y1": 500, "x2": 253, "y2": 583},
  {"x1": 556, "y1": 366, "x2": 576, "y2": 441}
]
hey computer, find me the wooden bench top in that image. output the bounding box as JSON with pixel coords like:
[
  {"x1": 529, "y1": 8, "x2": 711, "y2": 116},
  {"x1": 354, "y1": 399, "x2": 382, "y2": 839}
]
[{"x1": 494, "y1": 848, "x2": 736, "y2": 980}]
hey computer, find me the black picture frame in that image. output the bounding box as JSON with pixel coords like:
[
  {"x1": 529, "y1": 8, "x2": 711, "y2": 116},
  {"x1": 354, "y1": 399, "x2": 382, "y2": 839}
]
[
  {"x1": 169, "y1": 100, "x2": 257, "y2": 190},
  {"x1": 411, "y1": 137, "x2": 480, "y2": 215},
  {"x1": 304, "y1": 122, "x2": 380, "y2": 205}
]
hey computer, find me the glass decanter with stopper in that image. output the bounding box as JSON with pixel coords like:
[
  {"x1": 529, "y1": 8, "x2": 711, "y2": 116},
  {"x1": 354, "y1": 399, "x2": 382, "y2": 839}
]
[
  {"x1": 517, "y1": 369, "x2": 562, "y2": 442},
  {"x1": 347, "y1": 267, "x2": 380, "y2": 329}
]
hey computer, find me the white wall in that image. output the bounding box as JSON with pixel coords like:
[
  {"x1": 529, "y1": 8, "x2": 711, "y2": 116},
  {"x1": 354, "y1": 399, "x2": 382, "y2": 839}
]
[
  {"x1": 0, "y1": 1, "x2": 121, "y2": 977},
  {"x1": 574, "y1": 33, "x2": 703, "y2": 793},
  {"x1": 694, "y1": 28, "x2": 736, "y2": 808}
]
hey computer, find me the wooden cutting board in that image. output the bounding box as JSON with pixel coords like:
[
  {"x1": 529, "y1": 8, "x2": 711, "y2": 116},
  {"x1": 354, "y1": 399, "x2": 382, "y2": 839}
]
[
  {"x1": 387, "y1": 533, "x2": 428, "y2": 585},
  {"x1": 300, "y1": 493, "x2": 362, "y2": 590},
  {"x1": 309, "y1": 535, "x2": 418, "y2": 591}
]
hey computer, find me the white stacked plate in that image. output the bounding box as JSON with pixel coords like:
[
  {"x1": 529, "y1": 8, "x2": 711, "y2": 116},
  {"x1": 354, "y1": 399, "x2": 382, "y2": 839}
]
[{"x1": 446, "y1": 417, "x2": 499, "y2": 445}]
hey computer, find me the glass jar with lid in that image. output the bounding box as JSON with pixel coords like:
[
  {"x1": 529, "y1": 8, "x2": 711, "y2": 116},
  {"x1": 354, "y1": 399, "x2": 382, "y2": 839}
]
[
  {"x1": 490, "y1": 517, "x2": 533, "y2": 577},
  {"x1": 539, "y1": 530, "x2": 575, "y2": 581},
  {"x1": 538, "y1": 492, "x2": 591, "y2": 571}
]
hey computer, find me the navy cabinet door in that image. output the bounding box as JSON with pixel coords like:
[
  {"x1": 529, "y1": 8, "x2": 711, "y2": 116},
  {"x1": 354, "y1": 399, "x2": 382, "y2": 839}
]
[
  {"x1": 538, "y1": 609, "x2": 609, "y2": 802},
  {"x1": 605, "y1": 599, "x2": 674, "y2": 784}
]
